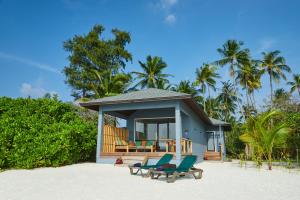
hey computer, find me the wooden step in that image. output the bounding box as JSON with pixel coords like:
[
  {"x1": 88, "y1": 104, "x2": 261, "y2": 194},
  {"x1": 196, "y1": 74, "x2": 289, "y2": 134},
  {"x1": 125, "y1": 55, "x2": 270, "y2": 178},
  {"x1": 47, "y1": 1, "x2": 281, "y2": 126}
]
[{"x1": 204, "y1": 151, "x2": 222, "y2": 161}]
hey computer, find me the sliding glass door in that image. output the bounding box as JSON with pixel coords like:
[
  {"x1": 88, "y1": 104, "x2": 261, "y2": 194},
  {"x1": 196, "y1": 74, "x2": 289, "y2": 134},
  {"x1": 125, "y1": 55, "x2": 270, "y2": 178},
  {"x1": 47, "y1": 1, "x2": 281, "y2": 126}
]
[{"x1": 134, "y1": 118, "x2": 175, "y2": 152}]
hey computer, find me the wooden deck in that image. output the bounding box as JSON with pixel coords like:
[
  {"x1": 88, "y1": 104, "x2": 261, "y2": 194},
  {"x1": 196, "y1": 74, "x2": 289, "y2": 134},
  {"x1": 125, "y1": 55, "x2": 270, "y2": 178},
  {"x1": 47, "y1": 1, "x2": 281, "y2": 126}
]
[{"x1": 101, "y1": 152, "x2": 192, "y2": 158}]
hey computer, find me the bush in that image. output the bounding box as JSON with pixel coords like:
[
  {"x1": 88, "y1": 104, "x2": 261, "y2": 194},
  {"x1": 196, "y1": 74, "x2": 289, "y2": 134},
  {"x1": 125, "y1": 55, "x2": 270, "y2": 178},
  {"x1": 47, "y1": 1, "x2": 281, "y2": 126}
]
[{"x1": 0, "y1": 97, "x2": 97, "y2": 169}]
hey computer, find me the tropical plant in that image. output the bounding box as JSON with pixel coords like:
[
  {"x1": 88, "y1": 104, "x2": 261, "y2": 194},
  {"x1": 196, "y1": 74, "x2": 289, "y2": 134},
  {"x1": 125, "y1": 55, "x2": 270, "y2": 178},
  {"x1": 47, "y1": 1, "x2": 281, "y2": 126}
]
[
  {"x1": 260, "y1": 50, "x2": 291, "y2": 103},
  {"x1": 274, "y1": 88, "x2": 290, "y2": 101},
  {"x1": 194, "y1": 64, "x2": 220, "y2": 98},
  {"x1": 132, "y1": 55, "x2": 172, "y2": 89},
  {"x1": 172, "y1": 80, "x2": 204, "y2": 105},
  {"x1": 63, "y1": 24, "x2": 132, "y2": 99},
  {"x1": 215, "y1": 40, "x2": 250, "y2": 85},
  {"x1": 205, "y1": 98, "x2": 222, "y2": 119},
  {"x1": 225, "y1": 122, "x2": 245, "y2": 158},
  {"x1": 235, "y1": 60, "x2": 262, "y2": 108},
  {"x1": 287, "y1": 74, "x2": 300, "y2": 96},
  {"x1": 92, "y1": 69, "x2": 131, "y2": 98},
  {"x1": 217, "y1": 81, "x2": 239, "y2": 121},
  {"x1": 173, "y1": 80, "x2": 197, "y2": 96},
  {"x1": 239, "y1": 105, "x2": 257, "y2": 121},
  {"x1": 156, "y1": 79, "x2": 172, "y2": 90},
  {"x1": 240, "y1": 110, "x2": 290, "y2": 170},
  {"x1": 0, "y1": 97, "x2": 97, "y2": 169}
]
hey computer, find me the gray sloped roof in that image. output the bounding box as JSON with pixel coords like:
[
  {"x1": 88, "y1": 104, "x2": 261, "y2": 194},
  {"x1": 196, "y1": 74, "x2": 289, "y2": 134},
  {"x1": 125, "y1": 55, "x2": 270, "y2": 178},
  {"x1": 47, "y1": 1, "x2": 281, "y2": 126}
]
[
  {"x1": 209, "y1": 117, "x2": 230, "y2": 126},
  {"x1": 80, "y1": 88, "x2": 191, "y2": 106},
  {"x1": 79, "y1": 88, "x2": 231, "y2": 128}
]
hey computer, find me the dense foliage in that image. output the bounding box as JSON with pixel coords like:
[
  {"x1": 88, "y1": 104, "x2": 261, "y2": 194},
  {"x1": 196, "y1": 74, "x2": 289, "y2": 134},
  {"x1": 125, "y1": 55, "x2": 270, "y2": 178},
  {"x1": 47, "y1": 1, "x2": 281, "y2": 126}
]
[
  {"x1": 0, "y1": 97, "x2": 97, "y2": 169},
  {"x1": 63, "y1": 24, "x2": 132, "y2": 99}
]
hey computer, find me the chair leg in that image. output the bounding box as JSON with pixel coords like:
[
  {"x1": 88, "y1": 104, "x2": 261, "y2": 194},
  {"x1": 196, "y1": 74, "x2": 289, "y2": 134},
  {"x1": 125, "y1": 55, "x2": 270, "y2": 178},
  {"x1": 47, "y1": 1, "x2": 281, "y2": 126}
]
[
  {"x1": 151, "y1": 173, "x2": 161, "y2": 179},
  {"x1": 192, "y1": 170, "x2": 203, "y2": 179},
  {"x1": 141, "y1": 169, "x2": 152, "y2": 178},
  {"x1": 167, "y1": 172, "x2": 178, "y2": 183},
  {"x1": 129, "y1": 167, "x2": 140, "y2": 175}
]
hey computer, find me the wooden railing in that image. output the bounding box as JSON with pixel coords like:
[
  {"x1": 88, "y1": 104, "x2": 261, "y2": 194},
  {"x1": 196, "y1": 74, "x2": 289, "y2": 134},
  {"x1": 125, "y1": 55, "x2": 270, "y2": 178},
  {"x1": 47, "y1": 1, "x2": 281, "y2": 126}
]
[
  {"x1": 102, "y1": 125, "x2": 129, "y2": 153},
  {"x1": 102, "y1": 125, "x2": 192, "y2": 154},
  {"x1": 165, "y1": 138, "x2": 193, "y2": 154}
]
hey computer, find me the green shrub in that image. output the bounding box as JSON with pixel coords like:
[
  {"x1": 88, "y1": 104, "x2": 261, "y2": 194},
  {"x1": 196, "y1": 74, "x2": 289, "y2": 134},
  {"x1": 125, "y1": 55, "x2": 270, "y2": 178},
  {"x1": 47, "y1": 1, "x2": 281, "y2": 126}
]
[{"x1": 0, "y1": 97, "x2": 97, "y2": 169}]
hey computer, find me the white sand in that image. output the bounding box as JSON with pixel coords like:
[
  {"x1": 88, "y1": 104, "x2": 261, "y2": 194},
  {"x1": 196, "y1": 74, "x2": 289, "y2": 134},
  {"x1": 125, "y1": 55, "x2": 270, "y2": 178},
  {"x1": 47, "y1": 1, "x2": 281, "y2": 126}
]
[{"x1": 1, "y1": 162, "x2": 300, "y2": 200}]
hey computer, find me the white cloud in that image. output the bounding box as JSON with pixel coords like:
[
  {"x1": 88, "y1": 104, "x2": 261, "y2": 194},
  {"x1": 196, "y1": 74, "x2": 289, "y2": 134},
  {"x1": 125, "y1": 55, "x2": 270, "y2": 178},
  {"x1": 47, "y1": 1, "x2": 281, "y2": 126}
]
[
  {"x1": 0, "y1": 52, "x2": 60, "y2": 74},
  {"x1": 161, "y1": 0, "x2": 177, "y2": 9},
  {"x1": 20, "y1": 83, "x2": 57, "y2": 98},
  {"x1": 164, "y1": 14, "x2": 176, "y2": 24},
  {"x1": 256, "y1": 38, "x2": 277, "y2": 54},
  {"x1": 150, "y1": 0, "x2": 178, "y2": 24}
]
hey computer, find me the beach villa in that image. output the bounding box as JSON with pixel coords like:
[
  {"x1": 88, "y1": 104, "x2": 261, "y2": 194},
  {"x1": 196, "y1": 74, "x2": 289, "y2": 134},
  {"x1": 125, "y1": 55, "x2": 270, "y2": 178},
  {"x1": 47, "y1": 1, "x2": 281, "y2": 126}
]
[{"x1": 80, "y1": 88, "x2": 231, "y2": 164}]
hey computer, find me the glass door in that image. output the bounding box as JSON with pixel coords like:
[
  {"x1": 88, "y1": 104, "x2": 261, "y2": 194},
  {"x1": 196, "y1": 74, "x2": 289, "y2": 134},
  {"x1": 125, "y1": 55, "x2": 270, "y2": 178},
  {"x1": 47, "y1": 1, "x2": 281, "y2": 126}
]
[{"x1": 207, "y1": 131, "x2": 215, "y2": 151}]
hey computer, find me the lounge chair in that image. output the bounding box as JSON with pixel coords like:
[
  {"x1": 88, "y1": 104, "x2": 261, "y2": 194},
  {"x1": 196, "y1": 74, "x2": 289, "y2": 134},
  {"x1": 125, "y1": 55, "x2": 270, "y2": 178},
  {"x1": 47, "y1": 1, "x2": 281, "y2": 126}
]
[
  {"x1": 150, "y1": 155, "x2": 203, "y2": 183},
  {"x1": 129, "y1": 153, "x2": 173, "y2": 176},
  {"x1": 135, "y1": 140, "x2": 156, "y2": 152},
  {"x1": 113, "y1": 138, "x2": 136, "y2": 152}
]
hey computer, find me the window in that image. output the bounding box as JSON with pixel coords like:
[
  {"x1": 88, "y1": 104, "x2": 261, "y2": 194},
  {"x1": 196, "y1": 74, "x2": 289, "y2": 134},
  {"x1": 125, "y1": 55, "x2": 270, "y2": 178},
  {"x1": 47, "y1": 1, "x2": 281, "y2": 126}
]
[
  {"x1": 169, "y1": 123, "x2": 175, "y2": 139},
  {"x1": 147, "y1": 123, "x2": 157, "y2": 140},
  {"x1": 135, "y1": 118, "x2": 175, "y2": 141},
  {"x1": 159, "y1": 123, "x2": 168, "y2": 139},
  {"x1": 135, "y1": 122, "x2": 146, "y2": 140}
]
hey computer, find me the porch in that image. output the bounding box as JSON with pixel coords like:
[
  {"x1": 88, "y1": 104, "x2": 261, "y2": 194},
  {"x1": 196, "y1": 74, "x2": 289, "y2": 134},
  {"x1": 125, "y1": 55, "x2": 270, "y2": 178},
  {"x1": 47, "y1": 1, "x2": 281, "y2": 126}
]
[
  {"x1": 101, "y1": 124, "x2": 193, "y2": 158},
  {"x1": 96, "y1": 101, "x2": 196, "y2": 163}
]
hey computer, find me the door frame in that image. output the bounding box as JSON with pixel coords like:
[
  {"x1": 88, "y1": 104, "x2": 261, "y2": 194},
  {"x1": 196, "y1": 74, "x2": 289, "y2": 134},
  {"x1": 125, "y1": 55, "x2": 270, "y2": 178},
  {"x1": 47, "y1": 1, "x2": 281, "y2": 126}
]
[{"x1": 206, "y1": 131, "x2": 217, "y2": 152}]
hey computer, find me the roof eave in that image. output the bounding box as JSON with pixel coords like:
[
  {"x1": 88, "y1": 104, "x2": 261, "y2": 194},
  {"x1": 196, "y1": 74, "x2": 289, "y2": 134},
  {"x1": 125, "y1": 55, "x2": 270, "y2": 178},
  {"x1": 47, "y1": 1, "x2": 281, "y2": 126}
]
[{"x1": 79, "y1": 95, "x2": 191, "y2": 109}]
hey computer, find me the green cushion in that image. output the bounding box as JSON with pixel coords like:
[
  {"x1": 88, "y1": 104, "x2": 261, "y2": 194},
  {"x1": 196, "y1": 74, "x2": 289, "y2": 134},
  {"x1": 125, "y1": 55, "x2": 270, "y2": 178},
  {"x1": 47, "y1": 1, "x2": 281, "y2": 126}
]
[
  {"x1": 177, "y1": 155, "x2": 197, "y2": 171},
  {"x1": 115, "y1": 137, "x2": 123, "y2": 145},
  {"x1": 156, "y1": 153, "x2": 174, "y2": 166},
  {"x1": 141, "y1": 153, "x2": 174, "y2": 169},
  {"x1": 135, "y1": 141, "x2": 141, "y2": 146},
  {"x1": 146, "y1": 141, "x2": 154, "y2": 146}
]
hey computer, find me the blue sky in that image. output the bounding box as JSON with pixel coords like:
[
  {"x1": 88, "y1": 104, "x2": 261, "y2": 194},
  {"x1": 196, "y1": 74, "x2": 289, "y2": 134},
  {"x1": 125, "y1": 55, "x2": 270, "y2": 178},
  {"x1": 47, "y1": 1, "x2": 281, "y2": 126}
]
[{"x1": 0, "y1": 0, "x2": 299, "y2": 108}]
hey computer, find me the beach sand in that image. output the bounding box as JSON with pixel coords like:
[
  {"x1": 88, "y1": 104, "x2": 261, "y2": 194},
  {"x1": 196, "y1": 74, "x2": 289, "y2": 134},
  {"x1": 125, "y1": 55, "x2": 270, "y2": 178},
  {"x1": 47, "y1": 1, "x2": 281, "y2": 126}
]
[{"x1": 1, "y1": 162, "x2": 299, "y2": 200}]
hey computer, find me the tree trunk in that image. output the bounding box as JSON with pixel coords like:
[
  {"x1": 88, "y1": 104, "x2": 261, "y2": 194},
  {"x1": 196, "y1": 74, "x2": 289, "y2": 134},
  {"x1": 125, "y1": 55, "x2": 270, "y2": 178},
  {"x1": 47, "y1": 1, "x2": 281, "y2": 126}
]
[
  {"x1": 268, "y1": 152, "x2": 272, "y2": 170},
  {"x1": 269, "y1": 73, "x2": 273, "y2": 105},
  {"x1": 245, "y1": 84, "x2": 249, "y2": 106},
  {"x1": 203, "y1": 97, "x2": 206, "y2": 113},
  {"x1": 252, "y1": 93, "x2": 256, "y2": 109}
]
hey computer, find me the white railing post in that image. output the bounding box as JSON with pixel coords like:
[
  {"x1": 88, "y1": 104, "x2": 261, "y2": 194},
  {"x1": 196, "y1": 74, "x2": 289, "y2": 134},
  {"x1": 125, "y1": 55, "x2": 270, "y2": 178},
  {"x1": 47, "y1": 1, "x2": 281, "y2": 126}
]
[
  {"x1": 175, "y1": 103, "x2": 182, "y2": 164},
  {"x1": 96, "y1": 107, "x2": 104, "y2": 163}
]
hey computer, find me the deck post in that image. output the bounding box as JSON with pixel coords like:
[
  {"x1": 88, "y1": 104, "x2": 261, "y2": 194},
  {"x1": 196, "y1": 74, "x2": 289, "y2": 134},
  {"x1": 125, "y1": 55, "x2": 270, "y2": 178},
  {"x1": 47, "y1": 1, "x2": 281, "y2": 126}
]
[
  {"x1": 96, "y1": 107, "x2": 104, "y2": 163},
  {"x1": 175, "y1": 103, "x2": 182, "y2": 164},
  {"x1": 219, "y1": 124, "x2": 226, "y2": 160}
]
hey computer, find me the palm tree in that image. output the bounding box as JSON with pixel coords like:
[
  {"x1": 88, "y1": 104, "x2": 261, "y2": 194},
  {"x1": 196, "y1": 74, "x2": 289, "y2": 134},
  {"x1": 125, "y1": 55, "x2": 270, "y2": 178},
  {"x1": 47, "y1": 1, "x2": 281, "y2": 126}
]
[
  {"x1": 215, "y1": 40, "x2": 250, "y2": 86},
  {"x1": 274, "y1": 88, "x2": 290, "y2": 101},
  {"x1": 217, "y1": 81, "x2": 240, "y2": 121},
  {"x1": 236, "y1": 60, "x2": 262, "y2": 107},
  {"x1": 287, "y1": 74, "x2": 300, "y2": 96},
  {"x1": 173, "y1": 80, "x2": 197, "y2": 96},
  {"x1": 172, "y1": 80, "x2": 203, "y2": 105},
  {"x1": 156, "y1": 79, "x2": 172, "y2": 90},
  {"x1": 240, "y1": 110, "x2": 290, "y2": 170},
  {"x1": 92, "y1": 69, "x2": 131, "y2": 98},
  {"x1": 132, "y1": 55, "x2": 172, "y2": 89},
  {"x1": 194, "y1": 64, "x2": 220, "y2": 98},
  {"x1": 260, "y1": 51, "x2": 291, "y2": 103},
  {"x1": 205, "y1": 98, "x2": 222, "y2": 119}
]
